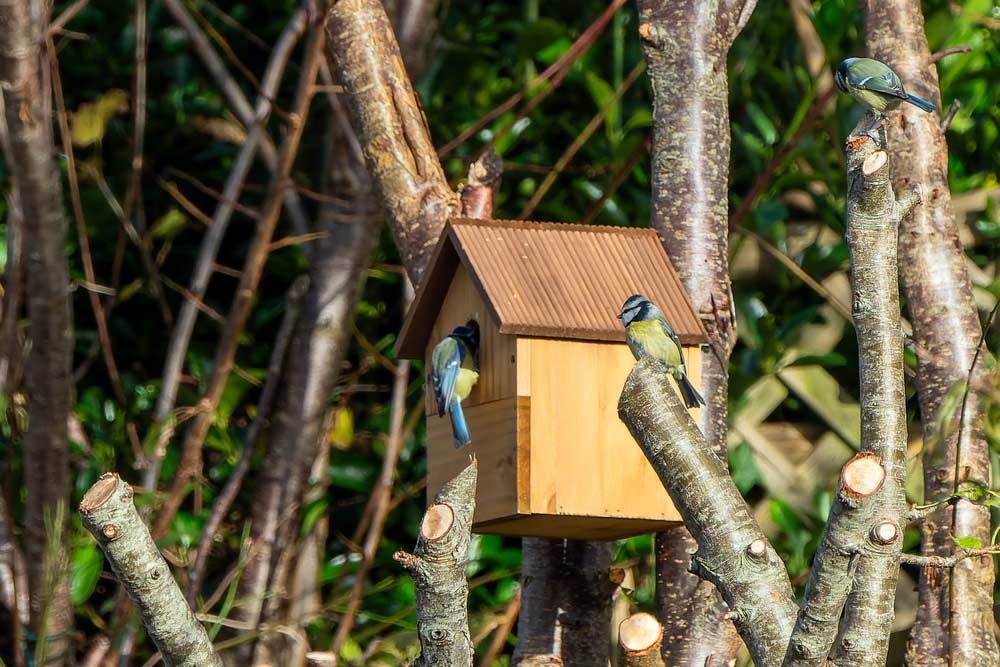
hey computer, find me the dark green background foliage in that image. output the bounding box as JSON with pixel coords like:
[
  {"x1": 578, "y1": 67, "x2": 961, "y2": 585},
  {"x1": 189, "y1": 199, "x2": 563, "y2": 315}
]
[{"x1": 1, "y1": 0, "x2": 998, "y2": 664}]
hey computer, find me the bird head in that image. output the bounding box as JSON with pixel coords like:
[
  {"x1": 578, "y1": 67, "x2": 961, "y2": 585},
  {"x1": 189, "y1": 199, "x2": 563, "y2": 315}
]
[
  {"x1": 618, "y1": 294, "x2": 653, "y2": 328},
  {"x1": 834, "y1": 58, "x2": 854, "y2": 94},
  {"x1": 450, "y1": 321, "x2": 480, "y2": 354}
]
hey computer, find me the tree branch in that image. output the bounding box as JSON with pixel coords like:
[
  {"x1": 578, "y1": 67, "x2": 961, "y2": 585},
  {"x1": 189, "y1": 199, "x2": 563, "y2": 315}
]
[
  {"x1": 865, "y1": 3, "x2": 997, "y2": 663},
  {"x1": 618, "y1": 356, "x2": 797, "y2": 667},
  {"x1": 393, "y1": 461, "x2": 478, "y2": 667},
  {"x1": 827, "y1": 123, "x2": 913, "y2": 667},
  {"x1": 326, "y1": 0, "x2": 461, "y2": 285},
  {"x1": 151, "y1": 12, "x2": 326, "y2": 539},
  {"x1": 620, "y1": 612, "x2": 665, "y2": 667},
  {"x1": 80, "y1": 474, "x2": 223, "y2": 667}
]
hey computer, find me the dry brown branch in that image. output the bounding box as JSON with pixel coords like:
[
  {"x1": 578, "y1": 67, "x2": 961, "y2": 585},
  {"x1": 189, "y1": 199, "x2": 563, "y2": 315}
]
[
  {"x1": 151, "y1": 12, "x2": 326, "y2": 539},
  {"x1": 143, "y1": 5, "x2": 310, "y2": 493}
]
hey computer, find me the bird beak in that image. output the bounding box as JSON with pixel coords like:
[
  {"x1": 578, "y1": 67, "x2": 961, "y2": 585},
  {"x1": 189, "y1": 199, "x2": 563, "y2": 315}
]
[{"x1": 615, "y1": 312, "x2": 623, "y2": 320}]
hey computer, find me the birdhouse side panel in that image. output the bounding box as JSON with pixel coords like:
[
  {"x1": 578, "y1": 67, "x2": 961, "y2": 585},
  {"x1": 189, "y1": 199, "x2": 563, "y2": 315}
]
[
  {"x1": 426, "y1": 397, "x2": 522, "y2": 523},
  {"x1": 525, "y1": 338, "x2": 682, "y2": 524},
  {"x1": 423, "y1": 264, "x2": 516, "y2": 416}
]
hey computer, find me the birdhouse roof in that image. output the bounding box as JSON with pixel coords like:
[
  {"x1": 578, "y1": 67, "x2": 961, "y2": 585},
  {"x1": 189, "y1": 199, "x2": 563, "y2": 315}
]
[{"x1": 395, "y1": 219, "x2": 708, "y2": 359}]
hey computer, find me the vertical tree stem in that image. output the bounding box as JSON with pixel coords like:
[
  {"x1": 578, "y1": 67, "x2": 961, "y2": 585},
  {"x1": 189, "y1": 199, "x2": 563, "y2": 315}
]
[
  {"x1": 0, "y1": 4, "x2": 74, "y2": 665},
  {"x1": 864, "y1": 4, "x2": 998, "y2": 665}
]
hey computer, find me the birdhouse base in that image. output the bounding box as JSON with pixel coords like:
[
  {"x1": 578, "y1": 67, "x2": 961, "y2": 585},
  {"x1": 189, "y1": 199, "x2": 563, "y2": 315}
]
[{"x1": 472, "y1": 514, "x2": 680, "y2": 542}]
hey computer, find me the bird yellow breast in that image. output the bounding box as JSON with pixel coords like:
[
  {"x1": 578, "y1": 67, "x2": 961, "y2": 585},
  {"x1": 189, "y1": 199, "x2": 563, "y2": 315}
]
[
  {"x1": 453, "y1": 368, "x2": 479, "y2": 402},
  {"x1": 628, "y1": 319, "x2": 682, "y2": 367},
  {"x1": 848, "y1": 85, "x2": 900, "y2": 114}
]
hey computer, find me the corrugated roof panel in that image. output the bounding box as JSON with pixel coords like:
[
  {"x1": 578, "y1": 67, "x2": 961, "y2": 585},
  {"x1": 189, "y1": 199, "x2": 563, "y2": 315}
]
[{"x1": 396, "y1": 219, "x2": 707, "y2": 359}]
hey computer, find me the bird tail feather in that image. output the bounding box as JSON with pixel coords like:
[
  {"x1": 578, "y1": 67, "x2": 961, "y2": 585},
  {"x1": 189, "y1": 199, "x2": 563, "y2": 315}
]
[
  {"x1": 905, "y1": 94, "x2": 936, "y2": 113},
  {"x1": 677, "y1": 374, "x2": 706, "y2": 409},
  {"x1": 449, "y1": 399, "x2": 472, "y2": 448}
]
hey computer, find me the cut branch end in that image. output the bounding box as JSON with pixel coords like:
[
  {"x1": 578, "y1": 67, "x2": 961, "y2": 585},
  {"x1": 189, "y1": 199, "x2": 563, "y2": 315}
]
[
  {"x1": 840, "y1": 453, "x2": 886, "y2": 500},
  {"x1": 619, "y1": 612, "x2": 663, "y2": 653},
  {"x1": 419, "y1": 503, "x2": 454, "y2": 542}
]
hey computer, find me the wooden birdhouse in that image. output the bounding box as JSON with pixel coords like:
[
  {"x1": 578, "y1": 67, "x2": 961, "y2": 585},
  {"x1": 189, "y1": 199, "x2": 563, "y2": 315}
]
[{"x1": 396, "y1": 219, "x2": 708, "y2": 540}]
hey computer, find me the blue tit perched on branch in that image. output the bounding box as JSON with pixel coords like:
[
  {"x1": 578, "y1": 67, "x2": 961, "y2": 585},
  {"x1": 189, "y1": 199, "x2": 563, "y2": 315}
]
[
  {"x1": 618, "y1": 294, "x2": 705, "y2": 409},
  {"x1": 430, "y1": 323, "x2": 480, "y2": 448},
  {"x1": 835, "y1": 57, "x2": 935, "y2": 141}
]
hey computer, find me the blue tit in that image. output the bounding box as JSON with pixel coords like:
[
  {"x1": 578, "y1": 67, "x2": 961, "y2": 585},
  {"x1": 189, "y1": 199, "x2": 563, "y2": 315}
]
[
  {"x1": 430, "y1": 323, "x2": 480, "y2": 448},
  {"x1": 618, "y1": 294, "x2": 705, "y2": 409},
  {"x1": 835, "y1": 57, "x2": 935, "y2": 141}
]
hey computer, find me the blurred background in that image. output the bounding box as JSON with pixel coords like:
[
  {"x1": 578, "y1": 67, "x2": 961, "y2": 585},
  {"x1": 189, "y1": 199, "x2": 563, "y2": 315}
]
[{"x1": 1, "y1": 0, "x2": 998, "y2": 664}]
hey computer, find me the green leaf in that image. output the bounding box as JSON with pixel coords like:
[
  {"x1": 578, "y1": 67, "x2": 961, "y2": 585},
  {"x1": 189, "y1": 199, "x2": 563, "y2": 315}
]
[
  {"x1": 150, "y1": 208, "x2": 188, "y2": 240},
  {"x1": 953, "y1": 535, "x2": 983, "y2": 550},
  {"x1": 784, "y1": 353, "x2": 848, "y2": 368},
  {"x1": 769, "y1": 498, "x2": 803, "y2": 539},
  {"x1": 584, "y1": 71, "x2": 618, "y2": 130},
  {"x1": 300, "y1": 497, "x2": 329, "y2": 538},
  {"x1": 729, "y1": 442, "x2": 761, "y2": 494},
  {"x1": 747, "y1": 103, "x2": 778, "y2": 145},
  {"x1": 70, "y1": 544, "x2": 104, "y2": 605}
]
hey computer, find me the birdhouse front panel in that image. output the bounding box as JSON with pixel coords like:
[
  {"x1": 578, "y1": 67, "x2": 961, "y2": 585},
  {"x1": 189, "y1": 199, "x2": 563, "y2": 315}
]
[{"x1": 398, "y1": 219, "x2": 710, "y2": 541}]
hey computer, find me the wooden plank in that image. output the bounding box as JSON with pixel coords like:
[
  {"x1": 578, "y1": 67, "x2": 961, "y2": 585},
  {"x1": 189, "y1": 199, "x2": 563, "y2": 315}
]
[
  {"x1": 426, "y1": 397, "x2": 518, "y2": 524},
  {"x1": 474, "y1": 513, "x2": 678, "y2": 541},
  {"x1": 424, "y1": 264, "x2": 517, "y2": 414},
  {"x1": 776, "y1": 364, "x2": 861, "y2": 450},
  {"x1": 527, "y1": 337, "x2": 683, "y2": 523}
]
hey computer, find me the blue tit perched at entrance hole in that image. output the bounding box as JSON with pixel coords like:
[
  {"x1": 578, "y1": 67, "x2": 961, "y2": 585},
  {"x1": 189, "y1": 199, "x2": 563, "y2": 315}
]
[
  {"x1": 430, "y1": 322, "x2": 480, "y2": 448},
  {"x1": 834, "y1": 57, "x2": 936, "y2": 142},
  {"x1": 618, "y1": 294, "x2": 705, "y2": 409}
]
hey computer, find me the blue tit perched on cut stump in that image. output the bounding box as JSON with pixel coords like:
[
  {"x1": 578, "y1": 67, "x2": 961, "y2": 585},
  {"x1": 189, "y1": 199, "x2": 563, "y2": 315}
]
[
  {"x1": 618, "y1": 294, "x2": 705, "y2": 409},
  {"x1": 430, "y1": 323, "x2": 480, "y2": 448},
  {"x1": 834, "y1": 57, "x2": 936, "y2": 143}
]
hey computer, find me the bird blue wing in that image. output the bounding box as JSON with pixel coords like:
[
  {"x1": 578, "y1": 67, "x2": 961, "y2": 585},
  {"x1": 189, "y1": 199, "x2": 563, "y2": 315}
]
[
  {"x1": 855, "y1": 70, "x2": 906, "y2": 99},
  {"x1": 431, "y1": 336, "x2": 463, "y2": 417}
]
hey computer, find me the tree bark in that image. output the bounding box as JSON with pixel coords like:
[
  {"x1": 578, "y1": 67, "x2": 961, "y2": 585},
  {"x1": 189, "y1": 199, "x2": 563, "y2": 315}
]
[
  {"x1": 0, "y1": 4, "x2": 74, "y2": 665},
  {"x1": 828, "y1": 133, "x2": 916, "y2": 667},
  {"x1": 394, "y1": 461, "x2": 478, "y2": 667},
  {"x1": 619, "y1": 356, "x2": 797, "y2": 667},
  {"x1": 326, "y1": 0, "x2": 461, "y2": 286},
  {"x1": 864, "y1": 4, "x2": 999, "y2": 666},
  {"x1": 634, "y1": 0, "x2": 756, "y2": 662},
  {"x1": 80, "y1": 474, "x2": 223, "y2": 667},
  {"x1": 231, "y1": 115, "x2": 380, "y2": 663},
  {"x1": 512, "y1": 539, "x2": 614, "y2": 667}
]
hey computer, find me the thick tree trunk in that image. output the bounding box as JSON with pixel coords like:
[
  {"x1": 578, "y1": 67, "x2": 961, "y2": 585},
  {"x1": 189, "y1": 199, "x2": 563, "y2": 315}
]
[
  {"x1": 512, "y1": 539, "x2": 614, "y2": 667},
  {"x1": 0, "y1": 4, "x2": 74, "y2": 665},
  {"x1": 863, "y1": 5, "x2": 999, "y2": 666},
  {"x1": 232, "y1": 113, "x2": 379, "y2": 663},
  {"x1": 634, "y1": 0, "x2": 756, "y2": 662},
  {"x1": 326, "y1": 0, "x2": 461, "y2": 286}
]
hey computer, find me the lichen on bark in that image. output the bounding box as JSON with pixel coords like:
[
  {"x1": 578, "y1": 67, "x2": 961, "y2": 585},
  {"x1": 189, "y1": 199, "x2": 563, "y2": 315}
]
[
  {"x1": 80, "y1": 474, "x2": 223, "y2": 667},
  {"x1": 394, "y1": 461, "x2": 478, "y2": 667},
  {"x1": 864, "y1": 4, "x2": 998, "y2": 665}
]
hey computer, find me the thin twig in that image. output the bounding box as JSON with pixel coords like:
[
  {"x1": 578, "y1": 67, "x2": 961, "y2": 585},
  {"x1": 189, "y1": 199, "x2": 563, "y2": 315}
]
[
  {"x1": 729, "y1": 85, "x2": 837, "y2": 233},
  {"x1": 46, "y1": 36, "x2": 128, "y2": 407},
  {"x1": 930, "y1": 45, "x2": 972, "y2": 63},
  {"x1": 901, "y1": 546, "x2": 999, "y2": 568},
  {"x1": 329, "y1": 322, "x2": 413, "y2": 654},
  {"x1": 940, "y1": 99, "x2": 961, "y2": 132},
  {"x1": 161, "y1": 0, "x2": 309, "y2": 234},
  {"x1": 579, "y1": 136, "x2": 648, "y2": 226},
  {"x1": 736, "y1": 227, "x2": 853, "y2": 322},
  {"x1": 437, "y1": 0, "x2": 628, "y2": 157},
  {"x1": 478, "y1": 588, "x2": 521, "y2": 667},
  {"x1": 45, "y1": 0, "x2": 90, "y2": 38},
  {"x1": 518, "y1": 61, "x2": 645, "y2": 219},
  {"x1": 151, "y1": 12, "x2": 326, "y2": 539},
  {"x1": 163, "y1": 167, "x2": 260, "y2": 218},
  {"x1": 123, "y1": 0, "x2": 147, "y2": 223},
  {"x1": 143, "y1": 5, "x2": 310, "y2": 493},
  {"x1": 186, "y1": 276, "x2": 309, "y2": 602}
]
